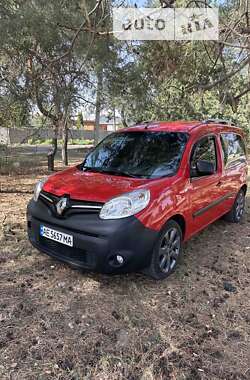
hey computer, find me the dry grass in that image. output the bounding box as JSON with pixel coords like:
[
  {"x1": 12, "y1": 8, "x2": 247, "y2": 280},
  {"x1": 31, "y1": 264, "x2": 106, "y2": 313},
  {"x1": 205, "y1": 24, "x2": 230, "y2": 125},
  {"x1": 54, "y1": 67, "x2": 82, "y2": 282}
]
[{"x1": 0, "y1": 165, "x2": 250, "y2": 380}]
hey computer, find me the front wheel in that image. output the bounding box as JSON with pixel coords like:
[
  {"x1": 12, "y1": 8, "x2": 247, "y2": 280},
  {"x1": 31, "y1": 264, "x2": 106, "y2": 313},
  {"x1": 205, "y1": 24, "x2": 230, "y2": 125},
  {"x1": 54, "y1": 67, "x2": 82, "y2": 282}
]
[
  {"x1": 146, "y1": 220, "x2": 183, "y2": 280},
  {"x1": 224, "y1": 189, "x2": 246, "y2": 223}
]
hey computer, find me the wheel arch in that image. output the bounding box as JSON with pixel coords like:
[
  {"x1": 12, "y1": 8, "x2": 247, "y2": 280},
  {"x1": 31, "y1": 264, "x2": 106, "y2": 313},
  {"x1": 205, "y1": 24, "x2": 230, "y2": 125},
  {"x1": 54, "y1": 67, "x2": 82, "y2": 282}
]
[
  {"x1": 168, "y1": 214, "x2": 186, "y2": 240},
  {"x1": 241, "y1": 184, "x2": 247, "y2": 195}
]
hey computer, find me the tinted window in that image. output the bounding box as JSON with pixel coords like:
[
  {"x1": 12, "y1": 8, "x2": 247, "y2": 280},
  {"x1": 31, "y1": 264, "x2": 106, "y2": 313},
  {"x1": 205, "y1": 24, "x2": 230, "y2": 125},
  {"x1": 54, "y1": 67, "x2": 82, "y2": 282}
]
[
  {"x1": 190, "y1": 136, "x2": 217, "y2": 177},
  {"x1": 83, "y1": 131, "x2": 188, "y2": 179},
  {"x1": 220, "y1": 133, "x2": 246, "y2": 168}
]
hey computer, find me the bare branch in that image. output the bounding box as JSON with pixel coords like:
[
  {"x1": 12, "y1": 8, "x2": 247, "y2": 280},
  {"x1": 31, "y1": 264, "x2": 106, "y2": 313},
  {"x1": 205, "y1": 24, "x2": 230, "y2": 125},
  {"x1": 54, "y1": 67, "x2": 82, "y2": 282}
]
[
  {"x1": 192, "y1": 55, "x2": 250, "y2": 91},
  {"x1": 218, "y1": 40, "x2": 250, "y2": 50},
  {"x1": 234, "y1": 84, "x2": 250, "y2": 101},
  {"x1": 34, "y1": 81, "x2": 58, "y2": 122},
  {"x1": 49, "y1": 0, "x2": 103, "y2": 66}
]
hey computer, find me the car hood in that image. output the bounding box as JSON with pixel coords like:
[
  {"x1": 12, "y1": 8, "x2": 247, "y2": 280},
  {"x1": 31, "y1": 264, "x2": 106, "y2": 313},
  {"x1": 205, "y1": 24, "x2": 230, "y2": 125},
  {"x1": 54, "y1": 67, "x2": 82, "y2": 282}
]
[{"x1": 43, "y1": 166, "x2": 153, "y2": 203}]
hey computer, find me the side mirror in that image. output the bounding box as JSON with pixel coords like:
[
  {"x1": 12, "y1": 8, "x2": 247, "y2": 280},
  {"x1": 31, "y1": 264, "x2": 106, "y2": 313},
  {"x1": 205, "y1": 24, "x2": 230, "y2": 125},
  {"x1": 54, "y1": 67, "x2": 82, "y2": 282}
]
[{"x1": 196, "y1": 160, "x2": 215, "y2": 176}]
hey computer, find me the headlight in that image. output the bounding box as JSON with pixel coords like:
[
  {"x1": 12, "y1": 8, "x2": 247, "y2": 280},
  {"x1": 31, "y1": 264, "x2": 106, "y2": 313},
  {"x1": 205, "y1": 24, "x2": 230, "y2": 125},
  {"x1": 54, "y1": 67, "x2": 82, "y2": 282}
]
[
  {"x1": 33, "y1": 177, "x2": 48, "y2": 202},
  {"x1": 99, "y1": 189, "x2": 150, "y2": 220}
]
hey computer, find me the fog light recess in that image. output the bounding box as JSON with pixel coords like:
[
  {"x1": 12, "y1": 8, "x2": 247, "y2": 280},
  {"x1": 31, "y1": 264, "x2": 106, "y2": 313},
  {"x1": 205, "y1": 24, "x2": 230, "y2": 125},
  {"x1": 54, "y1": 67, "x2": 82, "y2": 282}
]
[
  {"x1": 116, "y1": 255, "x2": 124, "y2": 265},
  {"x1": 108, "y1": 254, "x2": 125, "y2": 267}
]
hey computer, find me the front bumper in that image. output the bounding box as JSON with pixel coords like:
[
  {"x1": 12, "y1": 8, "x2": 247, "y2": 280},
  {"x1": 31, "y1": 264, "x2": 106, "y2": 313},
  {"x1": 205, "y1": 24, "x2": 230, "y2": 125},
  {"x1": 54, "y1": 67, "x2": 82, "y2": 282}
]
[{"x1": 27, "y1": 198, "x2": 158, "y2": 274}]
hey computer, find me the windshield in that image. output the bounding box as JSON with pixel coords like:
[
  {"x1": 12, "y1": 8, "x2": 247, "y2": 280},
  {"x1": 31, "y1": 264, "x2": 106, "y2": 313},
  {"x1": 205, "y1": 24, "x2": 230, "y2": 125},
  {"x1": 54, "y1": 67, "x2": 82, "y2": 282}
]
[{"x1": 83, "y1": 131, "x2": 188, "y2": 179}]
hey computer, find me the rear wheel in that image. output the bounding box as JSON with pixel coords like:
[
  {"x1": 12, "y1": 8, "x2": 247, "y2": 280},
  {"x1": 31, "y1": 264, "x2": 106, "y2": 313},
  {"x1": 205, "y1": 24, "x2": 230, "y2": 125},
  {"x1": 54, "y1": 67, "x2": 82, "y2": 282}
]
[
  {"x1": 147, "y1": 220, "x2": 183, "y2": 280},
  {"x1": 224, "y1": 189, "x2": 246, "y2": 223}
]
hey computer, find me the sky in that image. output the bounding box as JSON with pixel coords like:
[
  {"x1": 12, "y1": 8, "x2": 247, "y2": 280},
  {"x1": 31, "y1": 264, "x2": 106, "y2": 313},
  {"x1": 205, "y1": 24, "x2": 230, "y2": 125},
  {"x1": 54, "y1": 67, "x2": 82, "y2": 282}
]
[{"x1": 126, "y1": 0, "x2": 148, "y2": 6}]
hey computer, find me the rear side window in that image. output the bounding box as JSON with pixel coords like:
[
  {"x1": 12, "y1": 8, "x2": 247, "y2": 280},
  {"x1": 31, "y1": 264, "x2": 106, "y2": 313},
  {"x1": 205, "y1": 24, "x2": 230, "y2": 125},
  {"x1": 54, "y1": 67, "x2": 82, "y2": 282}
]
[
  {"x1": 220, "y1": 133, "x2": 246, "y2": 168},
  {"x1": 190, "y1": 136, "x2": 217, "y2": 177}
]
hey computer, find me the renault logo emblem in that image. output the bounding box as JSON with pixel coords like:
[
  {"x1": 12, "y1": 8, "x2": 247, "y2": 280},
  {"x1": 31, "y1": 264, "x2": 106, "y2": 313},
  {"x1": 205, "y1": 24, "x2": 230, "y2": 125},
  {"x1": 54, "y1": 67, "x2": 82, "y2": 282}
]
[{"x1": 56, "y1": 197, "x2": 68, "y2": 215}]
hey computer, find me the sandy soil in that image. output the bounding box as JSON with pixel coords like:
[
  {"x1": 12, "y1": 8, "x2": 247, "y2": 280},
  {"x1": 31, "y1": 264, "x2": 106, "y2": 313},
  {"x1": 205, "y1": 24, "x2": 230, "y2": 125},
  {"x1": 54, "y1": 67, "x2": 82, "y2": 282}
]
[{"x1": 0, "y1": 168, "x2": 250, "y2": 380}]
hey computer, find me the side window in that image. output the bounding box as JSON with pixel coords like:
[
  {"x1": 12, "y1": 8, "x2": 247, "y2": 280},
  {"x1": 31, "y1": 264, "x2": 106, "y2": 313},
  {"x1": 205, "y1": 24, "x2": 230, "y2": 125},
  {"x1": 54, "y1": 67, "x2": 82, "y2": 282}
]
[
  {"x1": 190, "y1": 136, "x2": 217, "y2": 177},
  {"x1": 220, "y1": 133, "x2": 246, "y2": 168}
]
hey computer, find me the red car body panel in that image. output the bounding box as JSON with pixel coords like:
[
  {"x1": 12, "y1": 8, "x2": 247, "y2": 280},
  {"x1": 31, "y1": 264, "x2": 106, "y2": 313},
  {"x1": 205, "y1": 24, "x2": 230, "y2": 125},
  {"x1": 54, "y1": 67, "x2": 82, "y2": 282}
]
[
  {"x1": 43, "y1": 121, "x2": 247, "y2": 242},
  {"x1": 43, "y1": 167, "x2": 150, "y2": 203}
]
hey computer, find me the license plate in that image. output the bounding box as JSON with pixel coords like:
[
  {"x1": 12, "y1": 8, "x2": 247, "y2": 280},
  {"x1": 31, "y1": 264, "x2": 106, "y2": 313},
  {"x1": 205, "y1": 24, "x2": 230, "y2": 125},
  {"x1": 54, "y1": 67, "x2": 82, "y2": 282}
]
[{"x1": 40, "y1": 225, "x2": 73, "y2": 247}]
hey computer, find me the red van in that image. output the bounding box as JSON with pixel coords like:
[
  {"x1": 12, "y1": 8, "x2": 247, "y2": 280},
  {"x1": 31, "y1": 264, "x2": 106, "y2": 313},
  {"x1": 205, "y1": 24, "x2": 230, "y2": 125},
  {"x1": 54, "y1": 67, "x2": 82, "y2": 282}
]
[{"x1": 27, "y1": 120, "x2": 248, "y2": 280}]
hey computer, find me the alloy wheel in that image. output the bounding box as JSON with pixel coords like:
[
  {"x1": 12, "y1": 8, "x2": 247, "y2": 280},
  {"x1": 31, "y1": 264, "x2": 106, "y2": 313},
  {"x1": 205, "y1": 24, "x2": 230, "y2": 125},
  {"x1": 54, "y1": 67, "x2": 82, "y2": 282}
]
[
  {"x1": 235, "y1": 192, "x2": 245, "y2": 221},
  {"x1": 158, "y1": 227, "x2": 181, "y2": 273}
]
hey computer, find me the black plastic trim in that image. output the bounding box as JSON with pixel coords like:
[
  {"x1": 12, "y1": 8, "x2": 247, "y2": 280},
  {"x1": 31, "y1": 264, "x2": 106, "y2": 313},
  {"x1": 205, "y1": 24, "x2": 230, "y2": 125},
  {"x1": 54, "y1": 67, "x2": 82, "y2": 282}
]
[
  {"x1": 27, "y1": 198, "x2": 158, "y2": 274},
  {"x1": 193, "y1": 192, "x2": 234, "y2": 218}
]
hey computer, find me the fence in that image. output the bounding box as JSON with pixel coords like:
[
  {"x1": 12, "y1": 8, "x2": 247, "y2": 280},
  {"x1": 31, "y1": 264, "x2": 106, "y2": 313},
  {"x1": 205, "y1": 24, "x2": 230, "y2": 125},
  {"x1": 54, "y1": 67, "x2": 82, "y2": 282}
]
[
  {"x1": 0, "y1": 144, "x2": 93, "y2": 174},
  {"x1": 0, "y1": 127, "x2": 110, "y2": 145}
]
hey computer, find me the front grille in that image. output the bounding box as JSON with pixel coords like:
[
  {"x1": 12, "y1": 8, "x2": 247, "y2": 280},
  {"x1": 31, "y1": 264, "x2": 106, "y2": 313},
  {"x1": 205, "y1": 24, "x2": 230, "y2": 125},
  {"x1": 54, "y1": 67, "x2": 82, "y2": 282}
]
[
  {"x1": 39, "y1": 191, "x2": 103, "y2": 217},
  {"x1": 39, "y1": 236, "x2": 95, "y2": 268}
]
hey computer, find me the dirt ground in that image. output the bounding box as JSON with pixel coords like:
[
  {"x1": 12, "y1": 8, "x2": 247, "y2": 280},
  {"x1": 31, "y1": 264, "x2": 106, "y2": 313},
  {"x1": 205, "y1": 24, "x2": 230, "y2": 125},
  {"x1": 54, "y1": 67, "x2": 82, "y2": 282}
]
[{"x1": 0, "y1": 165, "x2": 250, "y2": 380}]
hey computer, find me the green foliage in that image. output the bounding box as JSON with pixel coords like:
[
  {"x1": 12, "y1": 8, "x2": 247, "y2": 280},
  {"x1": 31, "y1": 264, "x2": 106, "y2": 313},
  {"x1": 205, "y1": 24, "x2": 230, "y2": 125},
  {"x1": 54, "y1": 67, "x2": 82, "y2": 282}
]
[
  {"x1": 0, "y1": 0, "x2": 97, "y2": 125},
  {"x1": 0, "y1": 97, "x2": 30, "y2": 128},
  {"x1": 27, "y1": 138, "x2": 93, "y2": 146},
  {"x1": 30, "y1": 114, "x2": 51, "y2": 128},
  {"x1": 27, "y1": 138, "x2": 52, "y2": 145},
  {"x1": 0, "y1": 0, "x2": 249, "y2": 138},
  {"x1": 109, "y1": 38, "x2": 249, "y2": 133},
  {"x1": 68, "y1": 139, "x2": 93, "y2": 145},
  {"x1": 106, "y1": 0, "x2": 249, "y2": 132},
  {"x1": 76, "y1": 112, "x2": 84, "y2": 129}
]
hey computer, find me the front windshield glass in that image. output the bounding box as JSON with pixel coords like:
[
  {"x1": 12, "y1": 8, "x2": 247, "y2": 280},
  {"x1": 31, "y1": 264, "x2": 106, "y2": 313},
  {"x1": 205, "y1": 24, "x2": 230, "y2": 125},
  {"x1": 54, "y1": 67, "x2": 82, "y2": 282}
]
[{"x1": 83, "y1": 131, "x2": 188, "y2": 179}]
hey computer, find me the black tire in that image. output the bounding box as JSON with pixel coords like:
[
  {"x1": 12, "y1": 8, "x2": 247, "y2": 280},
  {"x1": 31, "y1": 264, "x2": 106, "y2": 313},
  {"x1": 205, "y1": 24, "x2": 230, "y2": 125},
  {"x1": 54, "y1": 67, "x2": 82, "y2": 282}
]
[
  {"x1": 146, "y1": 220, "x2": 183, "y2": 280},
  {"x1": 224, "y1": 189, "x2": 246, "y2": 223}
]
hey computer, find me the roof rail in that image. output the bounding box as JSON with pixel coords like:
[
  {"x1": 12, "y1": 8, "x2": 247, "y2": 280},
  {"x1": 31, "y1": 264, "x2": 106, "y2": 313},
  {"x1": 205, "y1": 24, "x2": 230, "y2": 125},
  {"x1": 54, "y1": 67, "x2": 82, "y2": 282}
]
[
  {"x1": 127, "y1": 120, "x2": 151, "y2": 127},
  {"x1": 204, "y1": 119, "x2": 236, "y2": 126},
  {"x1": 129, "y1": 120, "x2": 156, "y2": 129}
]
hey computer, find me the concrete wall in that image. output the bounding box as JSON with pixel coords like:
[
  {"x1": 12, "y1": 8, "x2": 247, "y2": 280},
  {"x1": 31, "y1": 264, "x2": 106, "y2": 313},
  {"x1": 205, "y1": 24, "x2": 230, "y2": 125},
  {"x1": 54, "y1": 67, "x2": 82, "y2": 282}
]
[
  {"x1": 0, "y1": 127, "x2": 10, "y2": 145},
  {"x1": 0, "y1": 127, "x2": 110, "y2": 145}
]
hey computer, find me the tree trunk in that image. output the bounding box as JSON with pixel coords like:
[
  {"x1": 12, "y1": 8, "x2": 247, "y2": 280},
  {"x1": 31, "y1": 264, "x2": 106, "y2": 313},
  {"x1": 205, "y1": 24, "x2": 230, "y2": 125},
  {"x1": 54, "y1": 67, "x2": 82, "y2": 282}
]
[
  {"x1": 113, "y1": 106, "x2": 117, "y2": 131},
  {"x1": 48, "y1": 124, "x2": 58, "y2": 171},
  {"x1": 62, "y1": 121, "x2": 69, "y2": 166},
  {"x1": 121, "y1": 106, "x2": 128, "y2": 128},
  {"x1": 94, "y1": 68, "x2": 103, "y2": 145}
]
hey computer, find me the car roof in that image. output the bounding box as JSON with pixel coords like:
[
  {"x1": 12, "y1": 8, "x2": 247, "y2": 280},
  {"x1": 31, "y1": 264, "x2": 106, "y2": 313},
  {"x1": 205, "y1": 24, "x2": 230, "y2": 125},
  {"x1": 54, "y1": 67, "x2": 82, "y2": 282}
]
[{"x1": 119, "y1": 120, "x2": 244, "y2": 136}]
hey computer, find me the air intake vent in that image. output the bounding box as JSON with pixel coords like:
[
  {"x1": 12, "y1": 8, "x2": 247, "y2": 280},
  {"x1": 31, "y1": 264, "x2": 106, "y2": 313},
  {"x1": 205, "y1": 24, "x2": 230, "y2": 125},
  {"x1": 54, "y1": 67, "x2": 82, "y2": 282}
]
[{"x1": 39, "y1": 191, "x2": 103, "y2": 217}]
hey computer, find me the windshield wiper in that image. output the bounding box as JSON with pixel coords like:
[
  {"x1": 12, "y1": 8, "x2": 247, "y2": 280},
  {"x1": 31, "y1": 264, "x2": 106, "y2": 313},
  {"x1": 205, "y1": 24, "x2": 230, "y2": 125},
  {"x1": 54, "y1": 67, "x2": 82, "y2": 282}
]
[
  {"x1": 83, "y1": 166, "x2": 140, "y2": 178},
  {"x1": 83, "y1": 167, "x2": 104, "y2": 173}
]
